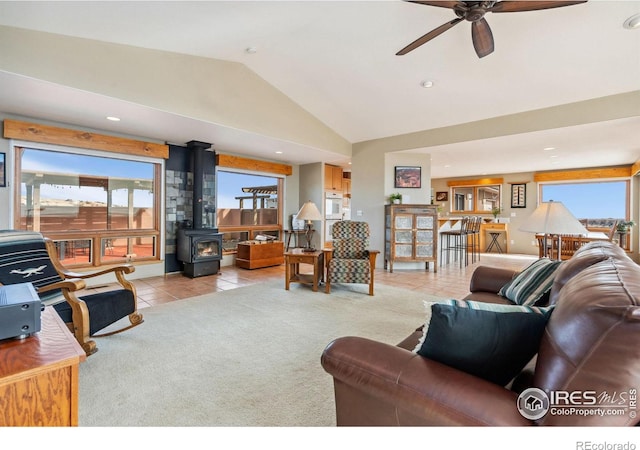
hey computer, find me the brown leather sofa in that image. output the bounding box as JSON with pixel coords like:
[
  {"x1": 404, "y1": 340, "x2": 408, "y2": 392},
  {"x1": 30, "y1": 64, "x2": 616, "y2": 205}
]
[{"x1": 321, "y1": 241, "x2": 640, "y2": 426}]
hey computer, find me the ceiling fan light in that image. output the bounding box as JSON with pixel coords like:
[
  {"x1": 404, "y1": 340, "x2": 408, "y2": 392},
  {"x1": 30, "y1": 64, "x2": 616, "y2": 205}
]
[{"x1": 623, "y1": 13, "x2": 640, "y2": 29}]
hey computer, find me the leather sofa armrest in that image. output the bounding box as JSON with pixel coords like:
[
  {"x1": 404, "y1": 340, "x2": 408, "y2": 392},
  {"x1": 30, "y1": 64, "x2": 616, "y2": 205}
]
[
  {"x1": 468, "y1": 266, "x2": 518, "y2": 294},
  {"x1": 321, "y1": 336, "x2": 532, "y2": 426}
]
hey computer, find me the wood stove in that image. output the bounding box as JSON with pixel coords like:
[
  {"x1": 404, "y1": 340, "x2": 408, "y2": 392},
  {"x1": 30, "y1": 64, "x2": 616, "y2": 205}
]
[
  {"x1": 177, "y1": 228, "x2": 222, "y2": 278},
  {"x1": 176, "y1": 140, "x2": 222, "y2": 278}
]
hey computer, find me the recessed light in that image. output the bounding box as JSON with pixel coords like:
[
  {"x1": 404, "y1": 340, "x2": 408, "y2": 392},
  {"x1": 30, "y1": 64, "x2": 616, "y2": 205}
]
[
  {"x1": 245, "y1": 47, "x2": 257, "y2": 54},
  {"x1": 420, "y1": 80, "x2": 434, "y2": 88},
  {"x1": 275, "y1": 151, "x2": 283, "y2": 154},
  {"x1": 106, "y1": 116, "x2": 120, "y2": 122},
  {"x1": 623, "y1": 13, "x2": 640, "y2": 29},
  {"x1": 543, "y1": 147, "x2": 555, "y2": 151},
  {"x1": 444, "y1": 164, "x2": 452, "y2": 168}
]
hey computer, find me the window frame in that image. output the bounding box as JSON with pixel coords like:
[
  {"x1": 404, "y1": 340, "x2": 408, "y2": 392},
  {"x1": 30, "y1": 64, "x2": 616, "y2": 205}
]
[
  {"x1": 12, "y1": 142, "x2": 163, "y2": 267},
  {"x1": 216, "y1": 168, "x2": 284, "y2": 254},
  {"x1": 538, "y1": 178, "x2": 632, "y2": 250},
  {"x1": 450, "y1": 184, "x2": 502, "y2": 214}
]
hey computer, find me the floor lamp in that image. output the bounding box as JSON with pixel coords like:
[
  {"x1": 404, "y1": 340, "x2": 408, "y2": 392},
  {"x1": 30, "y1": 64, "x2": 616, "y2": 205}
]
[
  {"x1": 295, "y1": 200, "x2": 323, "y2": 252},
  {"x1": 519, "y1": 200, "x2": 588, "y2": 260}
]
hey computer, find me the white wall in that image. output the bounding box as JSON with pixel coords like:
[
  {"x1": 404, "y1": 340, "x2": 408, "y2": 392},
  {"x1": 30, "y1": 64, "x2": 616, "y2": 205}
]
[
  {"x1": 298, "y1": 163, "x2": 323, "y2": 250},
  {"x1": 0, "y1": 25, "x2": 351, "y2": 158},
  {"x1": 351, "y1": 145, "x2": 432, "y2": 257}
]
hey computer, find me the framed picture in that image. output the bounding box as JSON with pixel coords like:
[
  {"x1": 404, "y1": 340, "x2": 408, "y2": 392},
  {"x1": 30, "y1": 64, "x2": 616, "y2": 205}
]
[
  {"x1": 394, "y1": 166, "x2": 421, "y2": 188},
  {"x1": 435, "y1": 191, "x2": 448, "y2": 202},
  {"x1": 0, "y1": 153, "x2": 5, "y2": 187},
  {"x1": 511, "y1": 183, "x2": 526, "y2": 208}
]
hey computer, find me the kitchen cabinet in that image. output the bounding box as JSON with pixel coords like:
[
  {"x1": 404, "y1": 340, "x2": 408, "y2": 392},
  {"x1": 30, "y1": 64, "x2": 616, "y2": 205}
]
[
  {"x1": 384, "y1": 204, "x2": 438, "y2": 273},
  {"x1": 324, "y1": 164, "x2": 343, "y2": 191}
]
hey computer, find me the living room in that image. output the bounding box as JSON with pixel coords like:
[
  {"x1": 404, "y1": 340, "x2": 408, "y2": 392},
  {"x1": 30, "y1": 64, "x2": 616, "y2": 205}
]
[{"x1": 0, "y1": 0, "x2": 639, "y2": 446}]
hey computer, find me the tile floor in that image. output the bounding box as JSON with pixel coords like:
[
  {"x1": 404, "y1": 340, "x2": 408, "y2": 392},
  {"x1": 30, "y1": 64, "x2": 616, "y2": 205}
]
[{"x1": 90, "y1": 252, "x2": 538, "y2": 310}]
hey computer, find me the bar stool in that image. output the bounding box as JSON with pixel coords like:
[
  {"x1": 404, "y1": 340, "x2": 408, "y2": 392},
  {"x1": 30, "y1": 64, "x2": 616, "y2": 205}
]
[
  {"x1": 440, "y1": 216, "x2": 470, "y2": 267},
  {"x1": 466, "y1": 216, "x2": 482, "y2": 263}
]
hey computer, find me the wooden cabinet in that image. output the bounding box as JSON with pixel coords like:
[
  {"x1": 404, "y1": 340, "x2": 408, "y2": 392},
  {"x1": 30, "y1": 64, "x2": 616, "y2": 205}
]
[
  {"x1": 384, "y1": 204, "x2": 438, "y2": 273},
  {"x1": 324, "y1": 164, "x2": 343, "y2": 191},
  {"x1": 0, "y1": 307, "x2": 86, "y2": 426},
  {"x1": 342, "y1": 178, "x2": 351, "y2": 198},
  {"x1": 236, "y1": 241, "x2": 284, "y2": 269}
]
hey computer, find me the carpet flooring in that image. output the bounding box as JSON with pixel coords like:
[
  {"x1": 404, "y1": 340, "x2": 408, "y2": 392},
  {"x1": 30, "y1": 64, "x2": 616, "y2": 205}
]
[{"x1": 78, "y1": 281, "x2": 439, "y2": 426}]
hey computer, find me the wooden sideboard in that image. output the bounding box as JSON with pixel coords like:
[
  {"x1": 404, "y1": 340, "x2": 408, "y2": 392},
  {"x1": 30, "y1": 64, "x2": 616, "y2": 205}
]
[{"x1": 0, "y1": 307, "x2": 86, "y2": 426}]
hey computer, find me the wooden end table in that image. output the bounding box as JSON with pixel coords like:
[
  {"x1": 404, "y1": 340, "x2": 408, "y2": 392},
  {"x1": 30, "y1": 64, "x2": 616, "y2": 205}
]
[
  {"x1": 284, "y1": 248, "x2": 324, "y2": 292},
  {"x1": 0, "y1": 307, "x2": 86, "y2": 426}
]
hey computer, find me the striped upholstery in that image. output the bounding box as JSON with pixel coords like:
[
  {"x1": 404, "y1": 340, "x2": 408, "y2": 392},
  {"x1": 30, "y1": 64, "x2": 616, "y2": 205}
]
[
  {"x1": 327, "y1": 221, "x2": 374, "y2": 292},
  {"x1": 498, "y1": 258, "x2": 563, "y2": 306},
  {"x1": 0, "y1": 231, "x2": 65, "y2": 305}
]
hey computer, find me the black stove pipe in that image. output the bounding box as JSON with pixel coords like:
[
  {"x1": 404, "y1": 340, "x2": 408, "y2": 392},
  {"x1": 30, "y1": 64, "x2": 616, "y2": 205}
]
[{"x1": 186, "y1": 140, "x2": 212, "y2": 229}]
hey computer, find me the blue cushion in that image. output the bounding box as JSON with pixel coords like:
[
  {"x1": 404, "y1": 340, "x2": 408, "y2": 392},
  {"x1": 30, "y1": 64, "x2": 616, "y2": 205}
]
[{"x1": 414, "y1": 300, "x2": 553, "y2": 386}]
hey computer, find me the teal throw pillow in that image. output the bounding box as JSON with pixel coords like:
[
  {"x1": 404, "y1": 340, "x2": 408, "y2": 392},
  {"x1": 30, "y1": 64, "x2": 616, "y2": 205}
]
[
  {"x1": 498, "y1": 258, "x2": 562, "y2": 306},
  {"x1": 414, "y1": 300, "x2": 553, "y2": 386}
]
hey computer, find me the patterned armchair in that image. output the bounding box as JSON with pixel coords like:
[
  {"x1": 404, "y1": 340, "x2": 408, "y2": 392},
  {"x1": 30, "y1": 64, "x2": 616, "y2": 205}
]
[
  {"x1": 325, "y1": 221, "x2": 379, "y2": 296},
  {"x1": 0, "y1": 230, "x2": 143, "y2": 355}
]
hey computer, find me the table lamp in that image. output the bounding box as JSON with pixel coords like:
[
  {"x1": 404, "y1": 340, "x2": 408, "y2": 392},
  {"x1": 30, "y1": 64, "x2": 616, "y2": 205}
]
[
  {"x1": 519, "y1": 200, "x2": 588, "y2": 260},
  {"x1": 295, "y1": 200, "x2": 322, "y2": 252}
]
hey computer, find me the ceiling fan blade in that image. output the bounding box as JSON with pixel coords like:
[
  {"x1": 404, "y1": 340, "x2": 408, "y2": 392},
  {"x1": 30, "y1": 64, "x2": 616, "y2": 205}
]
[
  {"x1": 471, "y1": 18, "x2": 494, "y2": 58},
  {"x1": 489, "y1": 1, "x2": 587, "y2": 13},
  {"x1": 396, "y1": 17, "x2": 464, "y2": 55},
  {"x1": 405, "y1": 1, "x2": 462, "y2": 9}
]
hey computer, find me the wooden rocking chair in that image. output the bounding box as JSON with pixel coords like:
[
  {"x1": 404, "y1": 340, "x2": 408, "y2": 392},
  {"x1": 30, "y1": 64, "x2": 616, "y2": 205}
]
[{"x1": 0, "y1": 230, "x2": 143, "y2": 355}]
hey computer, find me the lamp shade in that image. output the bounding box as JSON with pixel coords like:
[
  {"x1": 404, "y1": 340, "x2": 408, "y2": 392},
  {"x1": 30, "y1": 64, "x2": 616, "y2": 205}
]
[
  {"x1": 519, "y1": 200, "x2": 588, "y2": 235},
  {"x1": 296, "y1": 201, "x2": 322, "y2": 222}
]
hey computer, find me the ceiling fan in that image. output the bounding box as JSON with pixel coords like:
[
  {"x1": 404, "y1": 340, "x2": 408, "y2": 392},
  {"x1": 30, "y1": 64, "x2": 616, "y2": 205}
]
[{"x1": 396, "y1": 1, "x2": 587, "y2": 58}]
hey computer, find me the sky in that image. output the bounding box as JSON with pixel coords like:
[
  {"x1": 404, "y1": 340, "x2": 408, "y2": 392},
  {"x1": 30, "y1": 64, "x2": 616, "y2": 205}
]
[
  {"x1": 216, "y1": 170, "x2": 278, "y2": 209},
  {"x1": 20, "y1": 150, "x2": 279, "y2": 211},
  {"x1": 21, "y1": 148, "x2": 154, "y2": 207},
  {"x1": 22, "y1": 148, "x2": 624, "y2": 220},
  {"x1": 541, "y1": 181, "x2": 627, "y2": 219}
]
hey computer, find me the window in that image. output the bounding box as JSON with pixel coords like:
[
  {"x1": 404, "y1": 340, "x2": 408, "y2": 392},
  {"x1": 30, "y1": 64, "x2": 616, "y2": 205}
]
[
  {"x1": 540, "y1": 180, "x2": 628, "y2": 219},
  {"x1": 216, "y1": 170, "x2": 283, "y2": 252},
  {"x1": 451, "y1": 185, "x2": 502, "y2": 213},
  {"x1": 540, "y1": 179, "x2": 630, "y2": 249},
  {"x1": 15, "y1": 146, "x2": 161, "y2": 266}
]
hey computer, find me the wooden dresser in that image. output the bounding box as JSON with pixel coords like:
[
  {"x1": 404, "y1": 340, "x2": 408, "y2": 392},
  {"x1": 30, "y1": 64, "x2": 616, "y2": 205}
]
[{"x1": 0, "y1": 307, "x2": 86, "y2": 426}]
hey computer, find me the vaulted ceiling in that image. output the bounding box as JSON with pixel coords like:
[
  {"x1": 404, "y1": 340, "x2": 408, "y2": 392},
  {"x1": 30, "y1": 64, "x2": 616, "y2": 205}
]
[{"x1": 0, "y1": 1, "x2": 638, "y2": 178}]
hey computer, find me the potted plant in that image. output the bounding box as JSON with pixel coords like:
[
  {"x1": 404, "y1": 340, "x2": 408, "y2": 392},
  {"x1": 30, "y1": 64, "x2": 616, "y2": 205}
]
[
  {"x1": 616, "y1": 220, "x2": 635, "y2": 234},
  {"x1": 389, "y1": 193, "x2": 402, "y2": 204},
  {"x1": 491, "y1": 206, "x2": 502, "y2": 222}
]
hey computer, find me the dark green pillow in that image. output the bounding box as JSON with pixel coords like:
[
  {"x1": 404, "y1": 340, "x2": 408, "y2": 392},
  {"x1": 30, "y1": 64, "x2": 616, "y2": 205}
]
[{"x1": 414, "y1": 300, "x2": 553, "y2": 386}]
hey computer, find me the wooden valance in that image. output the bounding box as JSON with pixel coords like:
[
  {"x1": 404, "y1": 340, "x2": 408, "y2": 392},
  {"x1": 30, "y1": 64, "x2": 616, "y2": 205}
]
[
  {"x1": 447, "y1": 177, "x2": 503, "y2": 187},
  {"x1": 533, "y1": 166, "x2": 631, "y2": 182},
  {"x1": 3, "y1": 119, "x2": 169, "y2": 159},
  {"x1": 216, "y1": 154, "x2": 292, "y2": 176}
]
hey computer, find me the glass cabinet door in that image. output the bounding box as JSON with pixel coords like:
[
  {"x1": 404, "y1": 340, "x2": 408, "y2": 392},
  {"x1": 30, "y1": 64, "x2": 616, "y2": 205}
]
[
  {"x1": 394, "y1": 213, "x2": 414, "y2": 257},
  {"x1": 414, "y1": 214, "x2": 434, "y2": 258}
]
